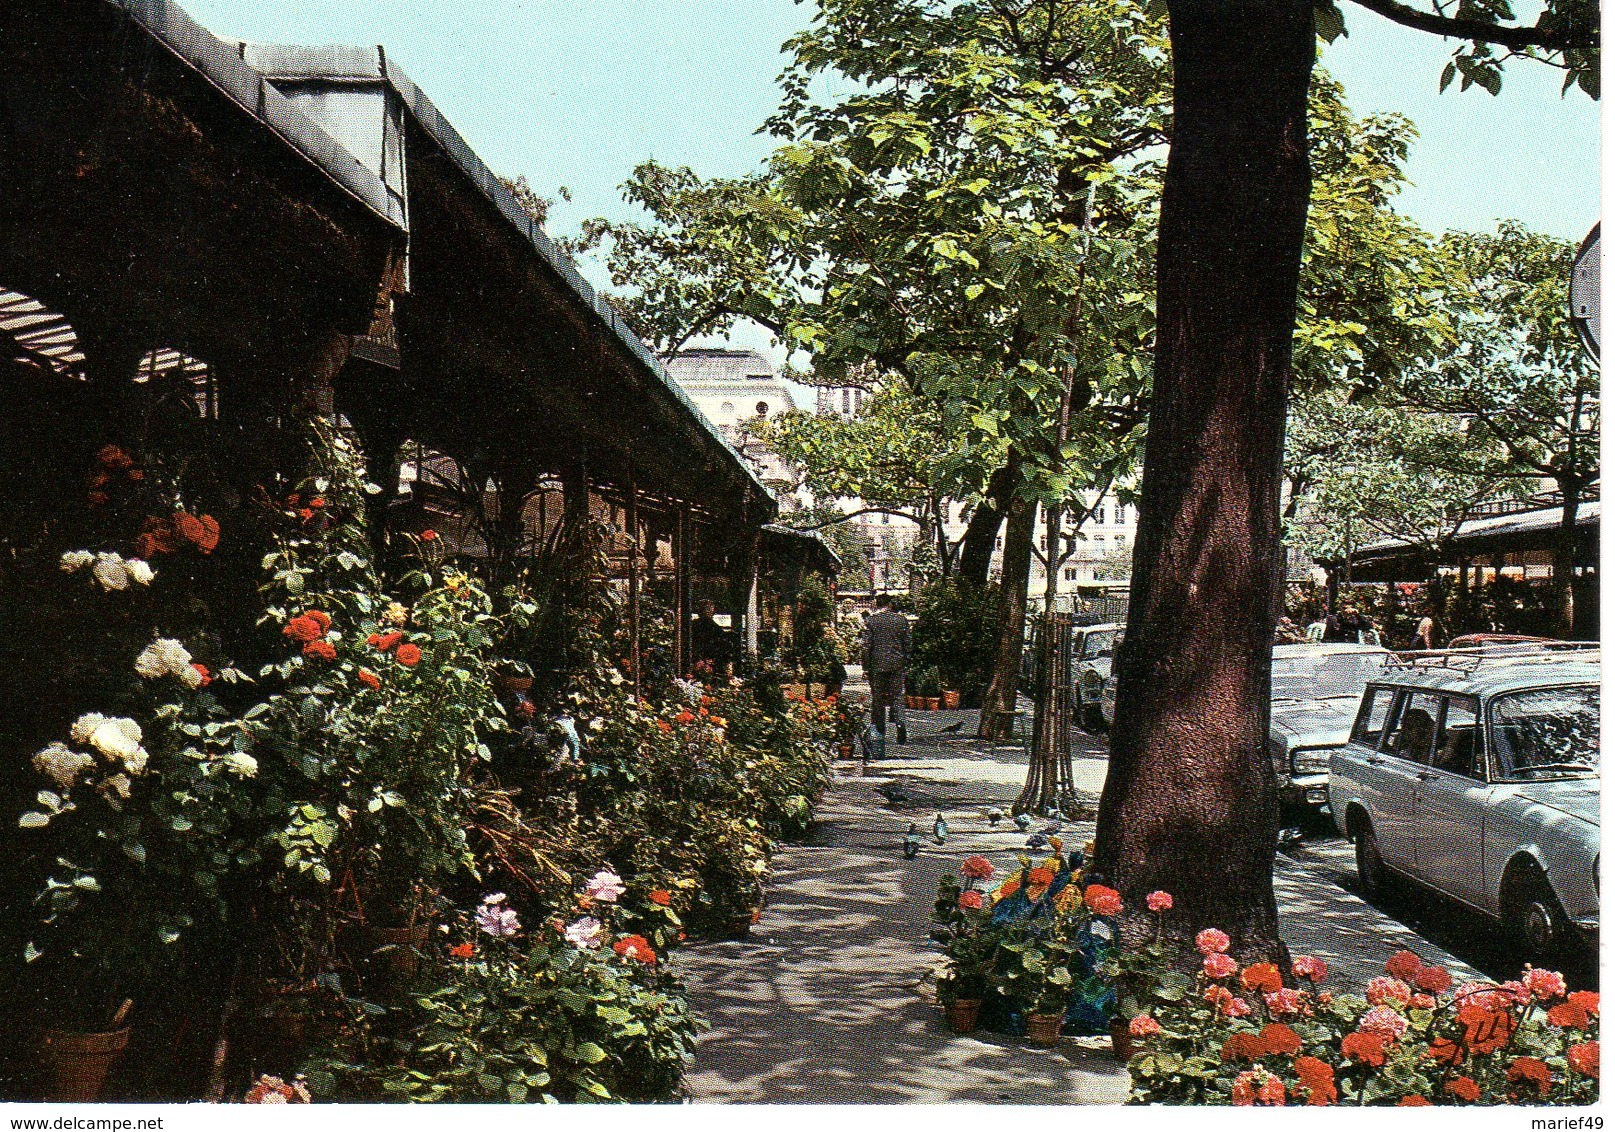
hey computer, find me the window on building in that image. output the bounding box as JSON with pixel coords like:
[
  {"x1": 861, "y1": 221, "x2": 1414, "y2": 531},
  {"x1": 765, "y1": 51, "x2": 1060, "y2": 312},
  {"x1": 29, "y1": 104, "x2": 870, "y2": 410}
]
[
  {"x1": 1063, "y1": 567, "x2": 1078, "y2": 581},
  {"x1": 842, "y1": 389, "x2": 851, "y2": 414}
]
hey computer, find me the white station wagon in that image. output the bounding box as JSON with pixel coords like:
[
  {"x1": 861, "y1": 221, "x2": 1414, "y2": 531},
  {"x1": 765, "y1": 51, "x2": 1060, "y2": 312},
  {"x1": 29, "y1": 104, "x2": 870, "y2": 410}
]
[{"x1": 1329, "y1": 647, "x2": 1600, "y2": 957}]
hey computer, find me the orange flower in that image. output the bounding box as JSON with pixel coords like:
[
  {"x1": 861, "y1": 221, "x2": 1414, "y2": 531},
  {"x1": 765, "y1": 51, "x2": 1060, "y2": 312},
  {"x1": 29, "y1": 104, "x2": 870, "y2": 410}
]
[
  {"x1": 449, "y1": 942, "x2": 475, "y2": 959},
  {"x1": 1257, "y1": 1023, "x2": 1302, "y2": 1057},
  {"x1": 309, "y1": 497, "x2": 326, "y2": 509},
  {"x1": 191, "y1": 663, "x2": 212, "y2": 688},
  {"x1": 1396, "y1": 1096, "x2": 1431, "y2": 1106},
  {"x1": 1028, "y1": 866, "x2": 1056, "y2": 886},
  {"x1": 284, "y1": 615, "x2": 324, "y2": 643},
  {"x1": 419, "y1": 528, "x2": 437, "y2": 541},
  {"x1": 656, "y1": 720, "x2": 674, "y2": 733},
  {"x1": 649, "y1": 889, "x2": 672, "y2": 907},
  {"x1": 1569, "y1": 990, "x2": 1600, "y2": 1016},
  {"x1": 302, "y1": 639, "x2": 336, "y2": 662},
  {"x1": 1507, "y1": 1056, "x2": 1553, "y2": 1095},
  {"x1": 305, "y1": 610, "x2": 331, "y2": 633},
  {"x1": 1241, "y1": 963, "x2": 1283, "y2": 995},
  {"x1": 1340, "y1": 1031, "x2": 1389, "y2": 1067},
  {"x1": 358, "y1": 669, "x2": 381, "y2": 691},
  {"x1": 674, "y1": 710, "x2": 696, "y2": 724},
  {"x1": 1568, "y1": 1041, "x2": 1599, "y2": 1078},
  {"x1": 370, "y1": 631, "x2": 403, "y2": 652},
  {"x1": 613, "y1": 934, "x2": 657, "y2": 966},
  {"x1": 395, "y1": 643, "x2": 422, "y2": 667},
  {"x1": 1293, "y1": 1056, "x2": 1336, "y2": 1106},
  {"x1": 1082, "y1": 884, "x2": 1122, "y2": 916},
  {"x1": 1445, "y1": 1076, "x2": 1481, "y2": 1102}
]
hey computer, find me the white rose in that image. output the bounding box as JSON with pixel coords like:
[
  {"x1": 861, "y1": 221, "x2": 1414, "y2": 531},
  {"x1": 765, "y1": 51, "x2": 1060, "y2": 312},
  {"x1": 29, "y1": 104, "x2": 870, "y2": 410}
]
[
  {"x1": 222, "y1": 752, "x2": 258, "y2": 777},
  {"x1": 92, "y1": 553, "x2": 130, "y2": 592},
  {"x1": 135, "y1": 639, "x2": 192, "y2": 681},
  {"x1": 32, "y1": 743, "x2": 95, "y2": 791},
  {"x1": 134, "y1": 645, "x2": 167, "y2": 679},
  {"x1": 70, "y1": 713, "x2": 109, "y2": 745},
  {"x1": 59, "y1": 551, "x2": 94, "y2": 573},
  {"x1": 88, "y1": 717, "x2": 142, "y2": 762},
  {"x1": 125, "y1": 558, "x2": 155, "y2": 586}
]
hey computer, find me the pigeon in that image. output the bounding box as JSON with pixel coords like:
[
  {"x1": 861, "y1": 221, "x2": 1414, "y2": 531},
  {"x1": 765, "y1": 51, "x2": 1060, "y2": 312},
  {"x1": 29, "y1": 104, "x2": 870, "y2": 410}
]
[
  {"x1": 1013, "y1": 812, "x2": 1033, "y2": 832},
  {"x1": 1039, "y1": 821, "x2": 1062, "y2": 836},
  {"x1": 932, "y1": 813, "x2": 949, "y2": 844},
  {"x1": 987, "y1": 808, "x2": 1005, "y2": 827},
  {"x1": 1025, "y1": 833, "x2": 1049, "y2": 852},
  {"x1": 879, "y1": 782, "x2": 914, "y2": 807},
  {"x1": 903, "y1": 823, "x2": 922, "y2": 859},
  {"x1": 938, "y1": 720, "x2": 965, "y2": 735}
]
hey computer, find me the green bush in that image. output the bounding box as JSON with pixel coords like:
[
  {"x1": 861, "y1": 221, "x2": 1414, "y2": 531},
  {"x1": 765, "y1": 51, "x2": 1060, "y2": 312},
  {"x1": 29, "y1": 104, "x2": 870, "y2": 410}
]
[{"x1": 912, "y1": 580, "x2": 1001, "y2": 702}]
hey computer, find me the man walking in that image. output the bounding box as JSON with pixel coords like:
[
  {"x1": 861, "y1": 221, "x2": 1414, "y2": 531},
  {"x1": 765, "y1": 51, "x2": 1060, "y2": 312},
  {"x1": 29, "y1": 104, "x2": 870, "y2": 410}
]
[{"x1": 863, "y1": 593, "x2": 911, "y2": 745}]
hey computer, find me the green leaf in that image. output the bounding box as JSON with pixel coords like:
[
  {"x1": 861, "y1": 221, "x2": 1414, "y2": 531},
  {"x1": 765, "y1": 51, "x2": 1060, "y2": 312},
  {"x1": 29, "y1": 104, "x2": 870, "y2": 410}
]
[
  {"x1": 18, "y1": 812, "x2": 49, "y2": 829},
  {"x1": 574, "y1": 1042, "x2": 607, "y2": 1064},
  {"x1": 1313, "y1": 1, "x2": 1346, "y2": 42}
]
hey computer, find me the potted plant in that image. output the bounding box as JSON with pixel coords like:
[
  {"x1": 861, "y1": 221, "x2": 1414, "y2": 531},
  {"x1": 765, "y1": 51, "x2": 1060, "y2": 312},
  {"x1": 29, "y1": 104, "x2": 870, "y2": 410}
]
[
  {"x1": 932, "y1": 859, "x2": 999, "y2": 1033},
  {"x1": 994, "y1": 903, "x2": 1085, "y2": 1048},
  {"x1": 942, "y1": 689, "x2": 962, "y2": 710},
  {"x1": 1102, "y1": 888, "x2": 1174, "y2": 1061},
  {"x1": 916, "y1": 667, "x2": 944, "y2": 710}
]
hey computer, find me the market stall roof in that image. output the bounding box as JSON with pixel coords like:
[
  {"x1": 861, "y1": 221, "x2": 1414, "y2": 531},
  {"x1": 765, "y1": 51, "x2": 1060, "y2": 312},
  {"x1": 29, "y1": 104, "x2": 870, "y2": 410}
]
[
  {"x1": 239, "y1": 43, "x2": 775, "y2": 526},
  {"x1": 761, "y1": 523, "x2": 842, "y2": 576},
  {"x1": 1347, "y1": 499, "x2": 1600, "y2": 575}
]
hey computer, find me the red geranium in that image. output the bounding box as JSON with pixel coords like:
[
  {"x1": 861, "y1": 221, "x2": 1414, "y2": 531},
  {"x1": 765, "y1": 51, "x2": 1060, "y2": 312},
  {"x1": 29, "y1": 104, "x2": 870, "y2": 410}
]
[
  {"x1": 1028, "y1": 866, "x2": 1056, "y2": 887},
  {"x1": 1458, "y1": 1003, "x2": 1517, "y2": 1054},
  {"x1": 1507, "y1": 1056, "x2": 1553, "y2": 1095},
  {"x1": 960, "y1": 856, "x2": 995, "y2": 880},
  {"x1": 1203, "y1": 953, "x2": 1237, "y2": 979},
  {"x1": 1241, "y1": 963, "x2": 1283, "y2": 995},
  {"x1": 284, "y1": 615, "x2": 324, "y2": 643},
  {"x1": 1568, "y1": 1041, "x2": 1599, "y2": 1078},
  {"x1": 649, "y1": 889, "x2": 672, "y2": 907},
  {"x1": 1384, "y1": 950, "x2": 1423, "y2": 981},
  {"x1": 1221, "y1": 1032, "x2": 1266, "y2": 1062},
  {"x1": 1146, "y1": 890, "x2": 1173, "y2": 912},
  {"x1": 957, "y1": 890, "x2": 984, "y2": 911},
  {"x1": 1445, "y1": 1076, "x2": 1481, "y2": 1102},
  {"x1": 370, "y1": 631, "x2": 403, "y2": 652},
  {"x1": 1258, "y1": 1023, "x2": 1302, "y2": 1057},
  {"x1": 1340, "y1": 1031, "x2": 1390, "y2": 1067},
  {"x1": 358, "y1": 669, "x2": 382, "y2": 691},
  {"x1": 1569, "y1": 990, "x2": 1600, "y2": 1016},
  {"x1": 395, "y1": 643, "x2": 422, "y2": 667},
  {"x1": 1397, "y1": 1096, "x2": 1431, "y2": 1106},
  {"x1": 1549, "y1": 1000, "x2": 1591, "y2": 1029},
  {"x1": 1293, "y1": 1056, "x2": 1336, "y2": 1106},
  {"x1": 1292, "y1": 955, "x2": 1328, "y2": 982},
  {"x1": 1083, "y1": 884, "x2": 1122, "y2": 916},
  {"x1": 613, "y1": 935, "x2": 657, "y2": 966},
  {"x1": 1196, "y1": 928, "x2": 1230, "y2": 955},
  {"x1": 449, "y1": 942, "x2": 475, "y2": 959},
  {"x1": 302, "y1": 639, "x2": 337, "y2": 662},
  {"x1": 1413, "y1": 965, "x2": 1452, "y2": 994}
]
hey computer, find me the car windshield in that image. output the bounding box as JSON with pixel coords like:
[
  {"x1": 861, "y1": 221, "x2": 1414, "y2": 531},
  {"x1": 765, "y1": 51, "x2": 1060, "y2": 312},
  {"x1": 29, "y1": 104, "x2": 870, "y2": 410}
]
[
  {"x1": 1490, "y1": 685, "x2": 1600, "y2": 780},
  {"x1": 1271, "y1": 652, "x2": 1388, "y2": 702}
]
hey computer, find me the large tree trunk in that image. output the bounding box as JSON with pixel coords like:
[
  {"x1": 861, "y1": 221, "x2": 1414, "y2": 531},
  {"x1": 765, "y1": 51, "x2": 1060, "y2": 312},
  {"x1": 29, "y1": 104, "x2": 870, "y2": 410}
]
[
  {"x1": 958, "y1": 463, "x2": 1015, "y2": 586},
  {"x1": 1092, "y1": 0, "x2": 1316, "y2": 962},
  {"x1": 977, "y1": 486, "x2": 1037, "y2": 740},
  {"x1": 1552, "y1": 476, "x2": 1582, "y2": 638}
]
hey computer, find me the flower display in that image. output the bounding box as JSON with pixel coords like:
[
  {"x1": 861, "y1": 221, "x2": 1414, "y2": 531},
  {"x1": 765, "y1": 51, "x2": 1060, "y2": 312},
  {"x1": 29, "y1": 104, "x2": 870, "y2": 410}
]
[
  {"x1": 585, "y1": 870, "x2": 626, "y2": 904},
  {"x1": 959, "y1": 855, "x2": 994, "y2": 880},
  {"x1": 476, "y1": 894, "x2": 521, "y2": 938},
  {"x1": 613, "y1": 934, "x2": 657, "y2": 965},
  {"x1": 1292, "y1": 954, "x2": 1327, "y2": 982},
  {"x1": 134, "y1": 638, "x2": 202, "y2": 687},
  {"x1": 1203, "y1": 953, "x2": 1237, "y2": 979},
  {"x1": 1195, "y1": 928, "x2": 1230, "y2": 955},
  {"x1": 564, "y1": 916, "x2": 607, "y2": 949},
  {"x1": 1145, "y1": 890, "x2": 1173, "y2": 912}
]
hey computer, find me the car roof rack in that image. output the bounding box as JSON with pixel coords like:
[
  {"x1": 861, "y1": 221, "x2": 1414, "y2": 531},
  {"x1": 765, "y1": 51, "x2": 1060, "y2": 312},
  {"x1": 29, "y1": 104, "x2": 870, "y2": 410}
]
[{"x1": 1385, "y1": 642, "x2": 1601, "y2": 674}]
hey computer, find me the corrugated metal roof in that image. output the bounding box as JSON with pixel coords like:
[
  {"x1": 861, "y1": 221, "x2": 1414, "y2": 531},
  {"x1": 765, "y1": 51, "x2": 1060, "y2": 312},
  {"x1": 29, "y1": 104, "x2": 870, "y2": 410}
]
[
  {"x1": 0, "y1": 288, "x2": 86, "y2": 375},
  {"x1": 1354, "y1": 500, "x2": 1601, "y2": 562}
]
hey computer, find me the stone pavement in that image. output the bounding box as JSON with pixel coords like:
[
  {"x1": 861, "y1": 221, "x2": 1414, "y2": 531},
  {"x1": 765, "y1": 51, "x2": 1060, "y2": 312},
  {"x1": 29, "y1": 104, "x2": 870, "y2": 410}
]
[{"x1": 676, "y1": 686, "x2": 1479, "y2": 1104}]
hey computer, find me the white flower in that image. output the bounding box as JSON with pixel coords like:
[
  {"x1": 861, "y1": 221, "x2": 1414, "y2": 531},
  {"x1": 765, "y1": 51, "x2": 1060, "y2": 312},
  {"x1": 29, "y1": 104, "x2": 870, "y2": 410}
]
[
  {"x1": 481, "y1": 892, "x2": 508, "y2": 906},
  {"x1": 97, "y1": 774, "x2": 132, "y2": 803},
  {"x1": 32, "y1": 743, "x2": 95, "y2": 791},
  {"x1": 120, "y1": 745, "x2": 148, "y2": 776},
  {"x1": 584, "y1": 870, "x2": 626, "y2": 904},
  {"x1": 70, "y1": 713, "x2": 109, "y2": 745},
  {"x1": 222, "y1": 752, "x2": 258, "y2": 777},
  {"x1": 564, "y1": 916, "x2": 606, "y2": 949},
  {"x1": 125, "y1": 558, "x2": 155, "y2": 586},
  {"x1": 59, "y1": 551, "x2": 94, "y2": 573},
  {"x1": 92, "y1": 552, "x2": 130, "y2": 592},
  {"x1": 177, "y1": 662, "x2": 204, "y2": 690},
  {"x1": 85, "y1": 717, "x2": 143, "y2": 765},
  {"x1": 134, "y1": 638, "x2": 193, "y2": 682}
]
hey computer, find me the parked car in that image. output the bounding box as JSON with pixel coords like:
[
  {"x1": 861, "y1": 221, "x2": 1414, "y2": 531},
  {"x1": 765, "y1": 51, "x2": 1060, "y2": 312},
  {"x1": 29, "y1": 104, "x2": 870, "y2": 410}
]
[
  {"x1": 1074, "y1": 623, "x2": 1121, "y2": 731},
  {"x1": 1329, "y1": 647, "x2": 1600, "y2": 958},
  {"x1": 1269, "y1": 642, "x2": 1392, "y2": 809}
]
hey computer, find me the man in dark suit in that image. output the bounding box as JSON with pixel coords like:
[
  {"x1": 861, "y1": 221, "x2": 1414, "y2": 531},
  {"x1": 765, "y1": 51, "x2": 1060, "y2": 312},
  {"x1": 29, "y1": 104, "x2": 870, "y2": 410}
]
[{"x1": 863, "y1": 593, "x2": 911, "y2": 745}]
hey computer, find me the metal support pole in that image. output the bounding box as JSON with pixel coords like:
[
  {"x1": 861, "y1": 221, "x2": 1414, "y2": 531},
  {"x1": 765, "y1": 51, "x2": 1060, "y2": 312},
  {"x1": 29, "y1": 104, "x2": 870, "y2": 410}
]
[
  {"x1": 626, "y1": 475, "x2": 642, "y2": 699},
  {"x1": 674, "y1": 506, "x2": 691, "y2": 675}
]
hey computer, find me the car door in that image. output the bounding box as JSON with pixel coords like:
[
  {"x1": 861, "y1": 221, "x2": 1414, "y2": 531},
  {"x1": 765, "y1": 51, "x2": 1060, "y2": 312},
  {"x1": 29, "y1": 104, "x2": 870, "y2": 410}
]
[
  {"x1": 1367, "y1": 690, "x2": 1440, "y2": 870},
  {"x1": 1412, "y1": 695, "x2": 1492, "y2": 905}
]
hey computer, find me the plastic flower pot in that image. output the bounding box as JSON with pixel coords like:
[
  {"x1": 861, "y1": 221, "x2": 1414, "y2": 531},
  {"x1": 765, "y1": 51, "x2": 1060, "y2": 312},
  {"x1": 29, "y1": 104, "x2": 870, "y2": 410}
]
[
  {"x1": 945, "y1": 999, "x2": 982, "y2": 1034},
  {"x1": 1025, "y1": 1012, "x2": 1063, "y2": 1048},
  {"x1": 41, "y1": 1026, "x2": 131, "y2": 1102},
  {"x1": 1110, "y1": 1018, "x2": 1136, "y2": 1062},
  {"x1": 942, "y1": 691, "x2": 962, "y2": 709}
]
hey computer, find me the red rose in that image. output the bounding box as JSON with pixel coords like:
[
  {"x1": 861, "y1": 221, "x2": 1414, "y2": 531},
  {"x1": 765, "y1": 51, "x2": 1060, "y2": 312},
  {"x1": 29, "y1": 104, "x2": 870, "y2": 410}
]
[
  {"x1": 284, "y1": 615, "x2": 324, "y2": 643},
  {"x1": 191, "y1": 663, "x2": 212, "y2": 688},
  {"x1": 395, "y1": 643, "x2": 422, "y2": 667},
  {"x1": 175, "y1": 512, "x2": 220, "y2": 553},
  {"x1": 302, "y1": 639, "x2": 337, "y2": 662}
]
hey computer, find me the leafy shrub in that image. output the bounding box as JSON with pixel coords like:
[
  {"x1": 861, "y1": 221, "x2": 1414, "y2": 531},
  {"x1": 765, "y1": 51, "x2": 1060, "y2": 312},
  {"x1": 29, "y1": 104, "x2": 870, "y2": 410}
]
[{"x1": 912, "y1": 580, "x2": 1000, "y2": 702}]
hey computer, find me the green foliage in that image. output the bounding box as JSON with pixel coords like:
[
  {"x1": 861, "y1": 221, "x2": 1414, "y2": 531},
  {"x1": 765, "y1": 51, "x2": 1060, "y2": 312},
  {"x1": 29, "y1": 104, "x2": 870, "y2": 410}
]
[{"x1": 912, "y1": 579, "x2": 1001, "y2": 697}]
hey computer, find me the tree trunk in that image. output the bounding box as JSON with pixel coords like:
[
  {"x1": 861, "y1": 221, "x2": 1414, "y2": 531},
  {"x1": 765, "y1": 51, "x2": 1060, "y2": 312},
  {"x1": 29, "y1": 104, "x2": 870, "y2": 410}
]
[
  {"x1": 976, "y1": 488, "x2": 1037, "y2": 741},
  {"x1": 1091, "y1": 0, "x2": 1316, "y2": 963},
  {"x1": 958, "y1": 463, "x2": 1014, "y2": 586},
  {"x1": 1552, "y1": 477, "x2": 1582, "y2": 638}
]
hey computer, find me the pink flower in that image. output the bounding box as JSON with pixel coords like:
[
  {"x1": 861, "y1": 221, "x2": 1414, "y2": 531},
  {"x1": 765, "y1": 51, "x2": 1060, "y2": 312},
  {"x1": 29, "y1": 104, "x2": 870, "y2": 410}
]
[
  {"x1": 1265, "y1": 988, "x2": 1305, "y2": 1016},
  {"x1": 1292, "y1": 955, "x2": 1328, "y2": 982},
  {"x1": 1203, "y1": 953, "x2": 1237, "y2": 979},
  {"x1": 1411, "y1": 993, "x2": 1437, "y2": 1010},
  {"x1": 1223, "y1": 996, "x2": 1253, "y2": 1019},
  {"x1": 1366, "y1": 977, "x2": 1413, "y2": 1007},
  {"x1": 1358, "y1": 1005, "x2": 1409, "y2": 1038},
  {"x1": 584, "y1": 869, "x2": 626, "y2": 904},
  {"x1": 957, "y1": 890, "x2": 984, "y2": 911},
  {"x1": 1524, "y1": 967, "x2": 1569, "y2": 1001},
  {"x1": 1129, "y1": 1014, "x2": 1161, "y2": 1037},
  {"x1": 1454, "y1": 981, "x2": 1502, "y2": 1010},
  {"x1": 1196, "y1": 928, "x2": 1231, "y2": 955},
  {"x1": 1146, "y1": 890, "x2": 1173, "y2": 912},
  {"x1": 960, "y1": 855, "x2": 995, "y2": 880},
  {"x1": 1414, "y1": 965, "x2": 1452, "y2": 994}
]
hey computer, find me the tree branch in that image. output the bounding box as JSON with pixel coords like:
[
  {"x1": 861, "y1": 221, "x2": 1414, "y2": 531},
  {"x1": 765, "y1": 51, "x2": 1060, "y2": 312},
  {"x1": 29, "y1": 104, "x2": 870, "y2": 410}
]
[{"x1": 1344, "y1": 0, "x2": 1598, "y2": 53}]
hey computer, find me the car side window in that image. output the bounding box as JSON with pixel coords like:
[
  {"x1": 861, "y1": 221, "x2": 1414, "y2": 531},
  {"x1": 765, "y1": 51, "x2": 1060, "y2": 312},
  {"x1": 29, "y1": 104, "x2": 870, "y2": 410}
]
[
  {"x1": 1383, "y1": 692, "x2": 1440, "y2": 762},
  {"x1": 1431, "y1": 696, "x2": 1482, "y2": 779},
  {"x1": 1352, "y1": 687, "x2": 1392, "y2": 747}
]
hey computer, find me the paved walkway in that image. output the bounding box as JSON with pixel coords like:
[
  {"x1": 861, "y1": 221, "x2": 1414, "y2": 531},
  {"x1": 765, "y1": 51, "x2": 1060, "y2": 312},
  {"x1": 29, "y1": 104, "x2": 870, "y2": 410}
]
[{"x1": 677, "y1": 682, "x2": 1478, "y2": 1104}]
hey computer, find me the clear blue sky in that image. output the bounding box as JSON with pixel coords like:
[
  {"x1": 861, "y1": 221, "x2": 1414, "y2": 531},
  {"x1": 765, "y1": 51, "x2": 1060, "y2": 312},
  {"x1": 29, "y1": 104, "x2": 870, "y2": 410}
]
[{"x1": 189, "y1": 0, "x2": 1598, "y2": 382}]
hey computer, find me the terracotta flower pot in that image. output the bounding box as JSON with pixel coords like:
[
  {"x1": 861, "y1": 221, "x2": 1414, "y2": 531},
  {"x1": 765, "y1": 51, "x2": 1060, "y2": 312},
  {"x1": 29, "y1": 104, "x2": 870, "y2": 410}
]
[
  {"x1": 945, "y1": 998, "x2": 982, "y2": 1034},
  {"x1": 904, "y1": 695, "x2": 918, "y2": 710},
  {"x1": 924, "y1": 697, "x2": 941, "y2": 710},
  {"x1": 942, "y1": 690, "x2": 962, "y2": 709},
  {"x1": 1110, "y1": 1017, "x2": 1136, "y2": 1062},
  {"x1": 837, "y1": 743, "x2": 854, "y2": 759},
  {"x1": 41, "y1": 1026, "x2": 131, "y2": 1102},
  {"x1": 1025, "y1": 1012, "x2": 1063, "y2": 1048}
]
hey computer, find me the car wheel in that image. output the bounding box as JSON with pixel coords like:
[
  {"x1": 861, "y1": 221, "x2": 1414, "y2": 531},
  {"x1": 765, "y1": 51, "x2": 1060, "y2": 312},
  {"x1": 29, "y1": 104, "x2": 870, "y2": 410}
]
[
  {"x1": 1503, "y1": 865, "x2": 1570, "y2": 962},
  {"x1": 1354, "y1": 818, "x2": 1390, "y2": 902}
]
